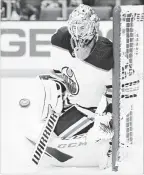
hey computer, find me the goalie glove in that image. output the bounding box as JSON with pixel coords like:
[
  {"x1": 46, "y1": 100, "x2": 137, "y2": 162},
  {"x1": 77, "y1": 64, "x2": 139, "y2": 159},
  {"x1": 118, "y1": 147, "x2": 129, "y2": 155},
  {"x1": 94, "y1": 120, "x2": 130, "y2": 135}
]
[
  {"x1": 99, "y1": 112, "x2": 113, "y2": 139},
  {"x1": 87, "y1": 112, "x2": 113, "y2": 142}
]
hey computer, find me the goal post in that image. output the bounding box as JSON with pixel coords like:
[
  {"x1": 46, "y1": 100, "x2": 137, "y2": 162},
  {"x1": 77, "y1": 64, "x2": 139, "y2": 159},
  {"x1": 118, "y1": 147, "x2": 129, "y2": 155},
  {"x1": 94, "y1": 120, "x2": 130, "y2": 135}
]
[
  {"x1": 112, "y1": 5, "x2": 144, "y2": 171},
  {"x1": 112, "y1": 6, "x2": 121, "y2": 171}
]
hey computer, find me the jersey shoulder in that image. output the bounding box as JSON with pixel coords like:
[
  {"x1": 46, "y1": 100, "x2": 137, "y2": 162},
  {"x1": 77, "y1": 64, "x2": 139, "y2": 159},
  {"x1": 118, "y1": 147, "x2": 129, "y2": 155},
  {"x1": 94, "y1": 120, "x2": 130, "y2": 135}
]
[
  {"x1": 85, "y1": 36, "x2": 113, "y2": 71},
  {"x1": 51, "y1": 26, "x2": 71, "y2": 50},
  {"x1": 98, "y1": 36, "x2": 112, "y2": 44}
]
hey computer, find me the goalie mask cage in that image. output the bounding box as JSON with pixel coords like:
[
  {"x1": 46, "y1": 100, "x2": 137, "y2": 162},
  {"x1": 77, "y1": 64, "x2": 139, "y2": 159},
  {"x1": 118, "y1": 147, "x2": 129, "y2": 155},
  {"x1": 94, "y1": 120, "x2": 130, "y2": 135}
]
[{"x1": 112, "y1": 5, "x2": 144, "y2": 171}]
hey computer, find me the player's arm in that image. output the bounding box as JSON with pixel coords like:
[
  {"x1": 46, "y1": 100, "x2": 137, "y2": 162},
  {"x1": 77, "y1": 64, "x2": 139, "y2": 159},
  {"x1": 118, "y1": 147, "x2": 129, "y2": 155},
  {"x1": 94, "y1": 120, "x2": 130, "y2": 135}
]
[
  {"x1": 103, "y1": 69, "x2": 113, "y2": 114},
  {"x1": 51, "y1": 26, "x2": 71, "y2": 50},
  {"x1": 85, "y1": 37, "x2": 114, "y2": 71},
  {"x1": 50, "y1": 26, "x2": 72, "y2": 76}
]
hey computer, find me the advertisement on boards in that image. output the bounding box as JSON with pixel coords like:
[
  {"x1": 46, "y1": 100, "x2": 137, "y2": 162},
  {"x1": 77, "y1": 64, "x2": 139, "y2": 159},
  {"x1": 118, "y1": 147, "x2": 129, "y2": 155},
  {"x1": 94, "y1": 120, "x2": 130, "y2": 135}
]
[{"x1": 1, "y1": 21, "x2": 112, "y2": 72}]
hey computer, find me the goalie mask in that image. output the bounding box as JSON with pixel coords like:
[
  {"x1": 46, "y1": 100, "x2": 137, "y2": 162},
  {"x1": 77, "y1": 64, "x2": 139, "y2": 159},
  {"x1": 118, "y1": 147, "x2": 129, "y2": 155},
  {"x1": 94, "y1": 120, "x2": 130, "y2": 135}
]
[{"x1": 68, "y1": 4, "x2": 100, "y2": 49}]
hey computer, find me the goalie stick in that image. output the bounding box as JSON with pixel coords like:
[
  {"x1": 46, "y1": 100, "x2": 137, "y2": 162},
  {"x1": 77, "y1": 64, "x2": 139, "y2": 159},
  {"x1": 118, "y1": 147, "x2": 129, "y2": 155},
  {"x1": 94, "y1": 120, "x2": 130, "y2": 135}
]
[
  {"x1": 32, "y1": 105, "x2": 60, "y2": 165},
  {"x1": 31, "y1": 87, "x2": 110, "y2": 166}
]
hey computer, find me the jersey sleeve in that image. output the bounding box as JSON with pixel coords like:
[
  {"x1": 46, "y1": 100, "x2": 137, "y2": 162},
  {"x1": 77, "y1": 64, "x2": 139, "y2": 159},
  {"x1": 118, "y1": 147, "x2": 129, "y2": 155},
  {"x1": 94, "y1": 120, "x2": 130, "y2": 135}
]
[
  {"x1": 85, "y1": 37, "x2": 114, "y2": 71},
  {"x1": 51, "y1": 26, "x2": 71, "y2": 50},
  {"x1": 105, "y1": 84, "x2": 112, "y2": 114},
  {"x1": 104, "y1": 70, "x2": 112, "y2": 113}
]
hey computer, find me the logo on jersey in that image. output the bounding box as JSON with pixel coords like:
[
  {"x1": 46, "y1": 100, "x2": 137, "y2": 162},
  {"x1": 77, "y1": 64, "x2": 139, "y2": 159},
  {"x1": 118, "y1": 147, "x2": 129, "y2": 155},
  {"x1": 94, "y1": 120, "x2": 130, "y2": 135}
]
[{"x1": 62, "y1": 67, "x2": 79, "y2": 95}]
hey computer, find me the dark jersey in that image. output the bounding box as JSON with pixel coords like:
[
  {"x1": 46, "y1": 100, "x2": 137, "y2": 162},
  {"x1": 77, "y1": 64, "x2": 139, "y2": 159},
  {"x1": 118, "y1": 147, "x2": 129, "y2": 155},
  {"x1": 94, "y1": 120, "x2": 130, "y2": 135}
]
[{"x1": 51, "y1": 26, "x2": 113, "y2": 71}]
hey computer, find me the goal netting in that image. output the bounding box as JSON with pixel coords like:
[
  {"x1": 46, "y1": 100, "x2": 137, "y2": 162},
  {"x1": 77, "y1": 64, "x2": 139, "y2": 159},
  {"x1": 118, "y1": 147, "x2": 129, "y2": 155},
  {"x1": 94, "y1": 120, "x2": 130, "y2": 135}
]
[{"x1": 112, "y1": 5, "x2": 144, "y2": 171}]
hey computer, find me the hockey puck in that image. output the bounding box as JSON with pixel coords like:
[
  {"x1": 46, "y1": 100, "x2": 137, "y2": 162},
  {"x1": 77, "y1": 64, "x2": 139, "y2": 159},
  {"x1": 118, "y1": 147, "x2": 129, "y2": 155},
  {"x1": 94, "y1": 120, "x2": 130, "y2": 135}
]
[{"x1": 19, "y1": 98, "x2": 30, "y2": 108}]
